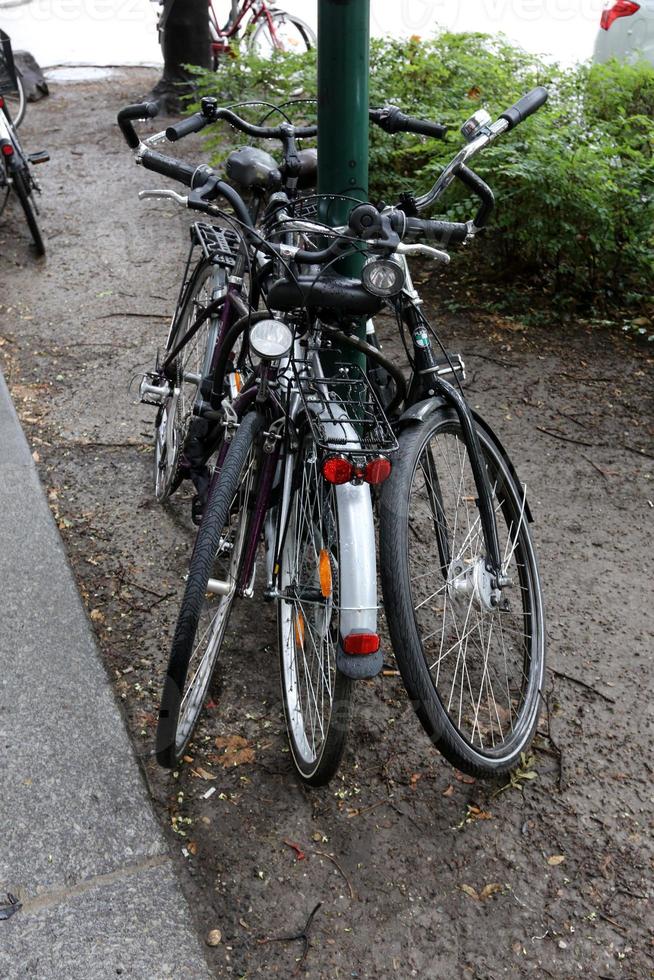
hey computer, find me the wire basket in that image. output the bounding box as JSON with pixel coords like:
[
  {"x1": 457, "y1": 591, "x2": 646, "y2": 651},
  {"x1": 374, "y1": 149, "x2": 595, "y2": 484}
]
[
  {"x1": 293, "y1": 359, "x2": 398, "y2": 458},
  {"x1": 285, "y1": 193, "x2": 361, "y2": 227},
  {"x1": 0, "y1": 30, "x2": 18, "y2": 96}
]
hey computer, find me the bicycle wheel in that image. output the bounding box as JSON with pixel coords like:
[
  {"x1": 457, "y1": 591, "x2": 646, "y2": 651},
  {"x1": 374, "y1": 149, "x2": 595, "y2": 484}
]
[
  {"x1": 12, "y1": 166, "x2": 44, "y2": 255},
  {"x1": 248, "y1": 10, "x2": 315, "y2": 57},
  {"x1": 5, "y1": 72, "x2": 25, "y2": 129},
  {"x1": 156, "y1": 411, "x2": 264, "y2": 768},
  {"x1": 278, "y1": 428, "x2": 353, "y2": 786},
  {"x1": 380, "y1": 409, "x2": 545, "y2": 778},
  {"x1": 153, "y1": 260, "x2": 226, "y2": 501}
]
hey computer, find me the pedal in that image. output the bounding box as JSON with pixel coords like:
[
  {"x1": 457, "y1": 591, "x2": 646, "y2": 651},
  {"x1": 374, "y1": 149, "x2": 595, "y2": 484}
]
[
  {"x1": 420, "y1": 352, "x2": 466, "y2": 384},
  {"x1": 27, "y1": 151, "x2": 49, "y2": 165},
  {"x1": 139, "y1": 372, "x2": 169, "y2": 406}
]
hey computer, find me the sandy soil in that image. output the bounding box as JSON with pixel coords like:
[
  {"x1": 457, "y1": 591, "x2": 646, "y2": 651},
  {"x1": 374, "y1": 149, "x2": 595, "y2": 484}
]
[{"x1": 1, "y1": 71, "x2": 652, "y2": 979}]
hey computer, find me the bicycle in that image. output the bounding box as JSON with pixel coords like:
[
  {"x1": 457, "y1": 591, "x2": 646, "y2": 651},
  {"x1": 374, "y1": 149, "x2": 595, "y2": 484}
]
[
  {"x1": 121, "y1": 97, "x2": 318, "y2": 517},
  {"x1": 209, "y1": 0, "x2": 315, "y2": 65},
  {"x1": 118, "y1": 87, "x2": 547, "y2": 785},
  {"x1": 0, "y1": 36, "x2": 47, "y2": 254}
]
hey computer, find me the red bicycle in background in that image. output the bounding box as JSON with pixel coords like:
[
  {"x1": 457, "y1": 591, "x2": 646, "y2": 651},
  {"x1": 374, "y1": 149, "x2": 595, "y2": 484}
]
[{"x1": 209, "y1": 0, "x2": 315, "y2": 66}]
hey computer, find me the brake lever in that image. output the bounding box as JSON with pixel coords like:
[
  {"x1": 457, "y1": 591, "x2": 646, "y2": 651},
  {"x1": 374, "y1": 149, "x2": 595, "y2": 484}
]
[
  {"x1": 138, "y1": 189, "x2": 188, "y2": 206},
  {"x1": 397, "y1": 243, "x2": 451, "y2": 264}
]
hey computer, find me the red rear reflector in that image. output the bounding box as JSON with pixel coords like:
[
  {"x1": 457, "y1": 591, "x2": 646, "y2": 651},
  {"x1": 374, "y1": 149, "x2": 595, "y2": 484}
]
[
  {"x1": 342, "y1": 631, "x2": 380, "y2": 656},
  {"x1": 1, "y1": 144, "x2": 13, "y2": 157},
  {"x1": 601, "y1": 1, "x2": 640, "y2": 30},
  {"x1": 364, "y1": 457, "x2": 392, "y2": 485},
  {"x1": 322, "y1": 456, "x2": 354, "y2": 485},
  {"x1": 0, "y1": 96, "x2": 4, "y2": 109}
]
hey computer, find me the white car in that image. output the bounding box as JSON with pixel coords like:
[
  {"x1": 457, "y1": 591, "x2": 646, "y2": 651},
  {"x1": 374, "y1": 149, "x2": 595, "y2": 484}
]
[{"x1": 594, "y1": 1, "x2": 654, "y2": 64}]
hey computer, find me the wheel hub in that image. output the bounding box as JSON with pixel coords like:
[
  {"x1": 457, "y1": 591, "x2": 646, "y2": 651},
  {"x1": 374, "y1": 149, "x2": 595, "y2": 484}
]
[{"x1": 447, "y1": 556, "x2": 502, "y2": 612}]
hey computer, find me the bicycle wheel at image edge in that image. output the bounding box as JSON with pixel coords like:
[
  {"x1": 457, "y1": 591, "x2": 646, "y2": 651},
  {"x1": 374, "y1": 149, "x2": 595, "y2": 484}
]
[
  {"x1": 12, "y1": 167, "x2": 44, "y2": 255},
  {"x1": 5, "y1": 70, "x2": 25, "y2": 129},
  {"x1": 156, "y1": 411, "x2": 264, "y2": 768},
  {"x1": 380, "y1": 409, "x2": 545, "y2": 777},
  {"x1": 278, "y1": 428, "x2": 353, "y2": 786}
]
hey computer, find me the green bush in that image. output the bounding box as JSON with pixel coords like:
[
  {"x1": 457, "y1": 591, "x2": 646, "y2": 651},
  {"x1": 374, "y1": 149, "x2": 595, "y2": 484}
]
[{"x1": 190, "y1": 34, "x2": 654, "y2": 320}]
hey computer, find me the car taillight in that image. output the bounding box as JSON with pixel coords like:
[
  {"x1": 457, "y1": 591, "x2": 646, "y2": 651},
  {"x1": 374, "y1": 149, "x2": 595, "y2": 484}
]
[
  {"x1": 322, "y1": 456, "x2": 392, "y2": 486},
  {"x1": 342, "y1": 631, "x2": 380, "y2": 655},
  {"x1": 600, "y1": 1, "x2": 640, "y2": 30}
]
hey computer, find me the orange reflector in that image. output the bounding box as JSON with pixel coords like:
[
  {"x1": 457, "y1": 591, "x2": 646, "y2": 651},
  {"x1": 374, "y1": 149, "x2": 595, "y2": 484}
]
[
  {"x1": 234, "y1": 370, "x2": 242, "y2": 392},
  {"x1": 342, "y1": 631, "x2": 380, "y2": 656},
  {"x1": 294, "y1": 612, "x2": 305, "y2": 649},
  {"x1": 319, "y1": 548, "x2": 332, "y2": 598}
]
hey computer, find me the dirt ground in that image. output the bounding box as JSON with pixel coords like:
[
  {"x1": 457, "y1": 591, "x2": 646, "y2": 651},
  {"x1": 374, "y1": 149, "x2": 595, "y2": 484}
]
[{"x1": 1, "y1": 70, "x2": 653, "y2": 979}]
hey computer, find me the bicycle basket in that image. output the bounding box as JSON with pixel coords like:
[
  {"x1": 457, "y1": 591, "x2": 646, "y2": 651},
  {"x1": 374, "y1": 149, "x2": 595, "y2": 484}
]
[
  {"x1": 0, "y1": 31, "x2": 18, "y2": 96},
  {"x1": 293, "y1": 359, "x2": 398, "y2": 458}
]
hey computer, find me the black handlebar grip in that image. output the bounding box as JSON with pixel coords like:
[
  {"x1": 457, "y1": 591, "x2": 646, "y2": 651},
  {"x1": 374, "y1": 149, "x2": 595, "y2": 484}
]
[
  {"x1": 117, "y1": 101, "x2": 159, "y2": 149},
  {"x1": 165, "y1": 112, "x2": 208, "y2": 142},
  {"x1": 370, "y1": 106, "x2": 447, "y2": 139},
  {"x1": 405, "y1": 217, "x2": 469, "y2": 245},
  {"x1": 140, "y1": 148, "x2": 196, "y2": 187},
  {"x1": 499, "y1": 86, "x2": 548, "y2": 131}
]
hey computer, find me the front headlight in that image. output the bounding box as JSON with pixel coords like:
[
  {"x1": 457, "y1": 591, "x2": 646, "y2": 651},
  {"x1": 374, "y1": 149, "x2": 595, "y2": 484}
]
[
  {"x1": 249, "y1": 318, "x2": 294, "y2": 360},
  {"x1": 361, "y1": 257, "x2": 405, "y2": 297}
]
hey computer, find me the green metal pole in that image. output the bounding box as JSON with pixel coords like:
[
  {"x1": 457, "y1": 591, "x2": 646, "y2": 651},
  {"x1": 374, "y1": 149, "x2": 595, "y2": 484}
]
[{"x1": 317, "y1": 0, "x2": 370, "y2": 366}]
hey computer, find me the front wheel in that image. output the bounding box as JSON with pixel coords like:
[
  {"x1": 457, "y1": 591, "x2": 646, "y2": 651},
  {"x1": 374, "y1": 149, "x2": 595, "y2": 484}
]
[
  {"x1": 277, "y1": 430, "x2": 353, "y2": 786},
  {"x1": 5, "y1": 71, "x2": 25, "y2": 129},
  {"x1": 156, "y1": 411, "x2": 264, "y2": 768},
  {"x1": 248, "y1": 10, "x2": 316, "y2": 58},
  {"x1": 380, "y1": 410, "x2": 545, "y2": 778},
  {"x1": 13, "y1": 167, "x2": 44, "y2": 255}
]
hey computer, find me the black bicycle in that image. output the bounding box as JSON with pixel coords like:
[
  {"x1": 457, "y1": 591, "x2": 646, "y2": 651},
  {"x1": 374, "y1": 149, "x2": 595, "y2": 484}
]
[{"x1": 0, "y1": 31, "x2": 47, "y2": 255}]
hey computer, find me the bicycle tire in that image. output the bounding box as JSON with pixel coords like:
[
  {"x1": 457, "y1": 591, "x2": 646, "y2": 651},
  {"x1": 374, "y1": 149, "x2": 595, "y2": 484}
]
[
  {"x1": 153, "y1": 259, "x2": 226, "y2": 502},
  {"x1": 277, "y1": 425, "x2": 353, "y2": 786},
  {"x1": 380, "y1": 408, "x2": 545, "y2": 778},
  {"x1": 12, "y1": 166, "x2": 44, "y2": 255},
  {"x1": 156, "y1": 411, "x2": 264, "y2": 768},
  {"x1": 248, "y1": 10, "x2": 315, "y2": 57},
  {"x1": 5, "y1": 71, "x2": 25, "y2": 129}
]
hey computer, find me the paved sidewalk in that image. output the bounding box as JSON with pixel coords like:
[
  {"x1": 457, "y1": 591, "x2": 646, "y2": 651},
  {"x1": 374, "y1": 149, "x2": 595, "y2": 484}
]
[{"x1": 0, "y1": 369, "x2": 210, "y2": 978}]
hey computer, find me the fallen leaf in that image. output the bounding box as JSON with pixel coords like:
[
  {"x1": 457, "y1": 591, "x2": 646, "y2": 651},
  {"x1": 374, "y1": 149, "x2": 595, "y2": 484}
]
[
  {"x1": 409, "y1": 773, "x2": 422, "y2": 790},
  {"x1": 442, "y1": 785, "x2": 454, "y2": 797},
  {"x1": 187, "y1": 840, "x2": 198, "y2": 855},
  {"x1": 206, "y1": 928, "x2": 222, "y2": 947},
  {"x1": 182, "y1": 755, "x2": 194, "y2": 764},
  {"x1": 547, "y1": 854, "x2": 565, "y2": 866},
  {"x1": 479, "y1": 883, "x2": 502, "y2": 900},
  {"x1": 454, "y1": 771, "x2": 476, "y2": 784},
  {"x1": 283, "y1": 839, "x2": 306, "y2": 861},
  {"x1": 32, "y1": 450, "x2": 40, "y2": 463},
  {"x1": 214, "y1": 734, "x2": 254, "y2": 767},
  {"x1": 191, "y1": 766, "x2": 217, "y2": 781},
  {"x1": 90, "y1": 608, "x2": 105, "y2": 623},
  {"x1": 461, "y1": 884, "x2": 479, "y2": 901}
]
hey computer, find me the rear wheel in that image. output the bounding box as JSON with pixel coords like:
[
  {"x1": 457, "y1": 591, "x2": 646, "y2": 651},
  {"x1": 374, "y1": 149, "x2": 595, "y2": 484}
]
[
  {"x1": 380, "y1": 410, "x2": 545, "y2": 778},
  {"x1": 278, "y1": 429, "x2": 353, "y2": 786},
  {"x1": 154, "y1": 261, "x2": 226, "y2": 501},
  {"x1": 249, "y1": 11, "x2": 315, "y2": 57},
  {"x1": 5, "y1": 71, "x2": 25, "y2": 129},
  {"x1": 156, "y1": 411, "x2": 264, "y2": 768}
]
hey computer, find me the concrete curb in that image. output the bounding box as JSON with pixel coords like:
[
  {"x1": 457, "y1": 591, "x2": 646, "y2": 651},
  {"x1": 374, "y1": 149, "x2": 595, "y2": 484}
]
[{"x1": 0, "y1": 368, "x2": 211, "y2": 978}]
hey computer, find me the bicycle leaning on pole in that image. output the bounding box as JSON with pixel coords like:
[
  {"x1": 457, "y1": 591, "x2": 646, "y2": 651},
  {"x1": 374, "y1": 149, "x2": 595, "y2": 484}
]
[{"x1": 118, "y1": 86, "x2": 547, "y2": 786}]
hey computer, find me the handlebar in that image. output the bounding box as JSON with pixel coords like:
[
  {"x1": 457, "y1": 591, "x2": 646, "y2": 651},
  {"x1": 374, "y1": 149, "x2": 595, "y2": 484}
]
[{"x1": 165, "y1": 97, "x2": 318, "y2": 143}]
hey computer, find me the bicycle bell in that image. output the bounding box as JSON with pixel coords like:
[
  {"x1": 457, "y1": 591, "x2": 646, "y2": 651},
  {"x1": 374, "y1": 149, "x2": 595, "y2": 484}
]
[{"x1": 460, "y1": 109, "x2": 492, "y2": 142}]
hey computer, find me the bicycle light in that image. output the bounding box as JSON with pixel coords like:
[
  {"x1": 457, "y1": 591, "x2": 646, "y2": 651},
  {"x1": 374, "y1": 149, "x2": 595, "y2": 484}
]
[
  {"x1": 249, "y1": 318, "x2": 293, "y2": 360},
  {"x1": 361, "y1": 257, "x2": 405, "y2": 297},
  {"x1": 322, "y1": 456, "x2": 392, "y2": 485}
]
